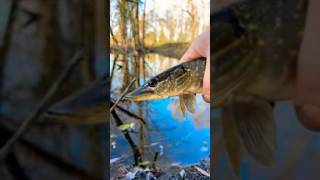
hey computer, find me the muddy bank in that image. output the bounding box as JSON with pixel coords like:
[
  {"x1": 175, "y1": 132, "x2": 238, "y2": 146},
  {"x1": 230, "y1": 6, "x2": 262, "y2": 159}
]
[{"x1": 111, "y1": 159, "x2": 210, "y2": 180}]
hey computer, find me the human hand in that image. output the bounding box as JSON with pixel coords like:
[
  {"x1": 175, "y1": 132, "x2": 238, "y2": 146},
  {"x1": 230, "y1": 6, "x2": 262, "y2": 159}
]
[
  {"x1": 295, "y1": 0, "x2": 320, "y2": 131},
  {"x1": 180, "y1": 29, "x2": 210, "y2": 102}
]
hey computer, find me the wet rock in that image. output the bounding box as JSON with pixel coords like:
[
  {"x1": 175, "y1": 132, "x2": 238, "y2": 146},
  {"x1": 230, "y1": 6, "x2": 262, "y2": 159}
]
[
  {"x1": 183, "y1": 165, "x2": 210, "y2": 180},
  {"x1": 158, "y1": 159, "x2": 210, "y2": 180},
  {"x1": 157, "y1": 165, "x2": 183, "y2": 180},
  {"x1": 199, "y1": 159, "x2": 210, "y2": 172}
]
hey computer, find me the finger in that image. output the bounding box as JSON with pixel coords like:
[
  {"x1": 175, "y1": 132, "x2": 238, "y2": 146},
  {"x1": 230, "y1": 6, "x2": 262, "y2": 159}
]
[
  {"x1": 180, "y1": 41, "x2": 204, "y2": 62},
  {"x1": 295, "y1": 0, "x2": 320, "y2": 131},
  {"x1": 295, "y1": 105, "x2": 320, "y2": 131},
  {"x1": 180, "y1": 29, "x2": 210, "y2": 62}
]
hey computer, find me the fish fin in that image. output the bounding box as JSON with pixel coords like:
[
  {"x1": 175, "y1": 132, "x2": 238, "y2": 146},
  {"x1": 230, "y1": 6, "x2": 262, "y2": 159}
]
[
  {"x1": 182, "y1": 94, "x2": 196, "y2": 113},
  {"x1": 221, "y1": 106, "x2": 242, "y2": 177},
  {"x1": 179, "y1": 96, "x2": 186, "y2": 118},
  {"x1": 231, "y1": 95, "x2": 276, "y2": 166},
  {"x1": 212, "y1": 6, "x2": 262, "y2": 107}
]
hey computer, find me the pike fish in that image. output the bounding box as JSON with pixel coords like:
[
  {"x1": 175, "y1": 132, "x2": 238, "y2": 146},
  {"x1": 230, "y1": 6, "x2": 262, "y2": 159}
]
[
  {"x1": 212, "y1": 0, "x2": 308, "y2": 176},
  {"x1": 124, "y1": 58, "x2": 206, "y2": 115}
]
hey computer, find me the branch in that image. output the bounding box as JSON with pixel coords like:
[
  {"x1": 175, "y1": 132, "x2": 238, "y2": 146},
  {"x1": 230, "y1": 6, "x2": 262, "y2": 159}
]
[
  {"x1": 4, "y1": 152, "x2": 30, "y2": 180},
  {"x1": 0, "y1": 50, "x2": 84, "y2": 160},
  {"x1": 182, "y1": 9, "x2": 194, "y2": 18},
  {"x1": 110, "y1": 54, "x2": 119, "y2": 81},
  {"x1": 0, "y1": 0, "x2": 18, "y2": 58},
  {"x1": 110, "y1": 78, "x2": 136, "y2": 112},
  {"x1": 110, "y1": 101, "x2": 146, "y2": 124},
  {"x1": 111, "y1": 110, "x2": 142, "y2": 165},
  {"x1": 110, "y1": 25, "x2": 119, "y2": 46},
  {"x1": 0, "y1": 124, "x2": 101, "y2": 180}
]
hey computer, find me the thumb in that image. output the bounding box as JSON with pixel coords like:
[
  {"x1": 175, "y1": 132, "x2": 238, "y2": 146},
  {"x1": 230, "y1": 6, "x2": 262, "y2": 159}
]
[{"x1": 295, "y1": 0, "x2": 320, "y2": 131}]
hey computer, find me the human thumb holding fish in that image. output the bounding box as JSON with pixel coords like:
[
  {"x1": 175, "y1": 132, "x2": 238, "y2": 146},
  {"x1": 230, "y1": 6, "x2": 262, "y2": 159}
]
[
  {"x1": 295, "y1": 0, "x2": 320, "y2": 131},
  {"x1": 180, "y1": 29, "x2": 210, "y2": 102}
]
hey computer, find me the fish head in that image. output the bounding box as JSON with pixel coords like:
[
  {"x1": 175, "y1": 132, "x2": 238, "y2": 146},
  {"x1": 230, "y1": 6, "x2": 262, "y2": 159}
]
[
  {"x1": 124, "y1": 61, "x2": 199, "y2": 101},
  {"x1": 124, "y1": 76, "x2": 178, "y2": 101}
]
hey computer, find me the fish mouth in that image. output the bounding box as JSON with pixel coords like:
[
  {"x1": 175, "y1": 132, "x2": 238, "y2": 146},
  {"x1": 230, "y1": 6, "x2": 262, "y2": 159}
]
[{"x1": 124, "y1": 86, "x2": 156, "y2": 101}]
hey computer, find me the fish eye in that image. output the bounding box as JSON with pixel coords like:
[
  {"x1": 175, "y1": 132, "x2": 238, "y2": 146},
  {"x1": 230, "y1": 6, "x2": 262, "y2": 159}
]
[{"x1": 148, "y1": 79, "x2": 157, "y2": 87}]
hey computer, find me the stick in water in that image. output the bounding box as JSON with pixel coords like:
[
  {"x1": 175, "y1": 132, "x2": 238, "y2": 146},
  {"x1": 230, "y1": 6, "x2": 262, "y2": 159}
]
[{"x1": 110, "y1": 78, "x2": 136, "y2": 112}]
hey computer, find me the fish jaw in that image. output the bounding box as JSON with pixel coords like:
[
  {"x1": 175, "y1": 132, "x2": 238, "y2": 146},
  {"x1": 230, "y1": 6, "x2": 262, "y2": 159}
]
[
  {"x1": 124, "y1": 85, "x2": 162, "y2": 101},
  {"x1": 124, "y1": 81, "x2": 178, "y2": 101}
]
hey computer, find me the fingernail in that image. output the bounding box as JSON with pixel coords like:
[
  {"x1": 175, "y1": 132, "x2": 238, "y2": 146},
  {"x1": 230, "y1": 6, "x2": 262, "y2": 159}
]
[{"x1": 296, "y1": 105, "x2": 320, "y2": 131}]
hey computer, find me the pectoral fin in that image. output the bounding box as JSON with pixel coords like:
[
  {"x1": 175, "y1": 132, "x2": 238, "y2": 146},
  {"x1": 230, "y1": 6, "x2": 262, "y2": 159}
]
[
  {"x1": 231, "y1": 95, "x2": 276, "y2": 166},
  {"x1": 221, "y1": 106, "x2": 242, "y2": 177},
  {"x1": 179, "y1": 96, "x2": 186, "y2": 118},
  {"x1": 182, "y1": 94, "x2": 196, "y2": 113}
]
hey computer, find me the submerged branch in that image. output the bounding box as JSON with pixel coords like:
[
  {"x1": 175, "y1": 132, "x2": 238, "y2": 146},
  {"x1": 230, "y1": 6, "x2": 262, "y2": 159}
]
[
  {"x1": 4, "y1": 152, "x2": 30, "y2": 180},
  {"x1": 110, "y1": 101, "x2": 147, "y2": 124},
  {"x1": 0, "y1": 124, "x2": 101, "y2": 180},
  {"x1": 111, "y1": 110, "x2": 142, "y2": 165},
  {"x1": 110, "y1": 78, "x2": 145, "y2": 165}
]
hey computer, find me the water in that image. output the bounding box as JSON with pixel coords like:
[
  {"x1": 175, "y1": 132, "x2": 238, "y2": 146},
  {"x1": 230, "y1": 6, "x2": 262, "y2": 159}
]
[{"x1": 110, "y1": 53, "x2": 210, "y2": 168}]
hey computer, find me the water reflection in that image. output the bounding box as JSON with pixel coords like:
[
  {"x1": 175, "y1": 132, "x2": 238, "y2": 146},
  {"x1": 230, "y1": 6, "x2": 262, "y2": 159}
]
[{"x1": 110, "y1": 53, "x2": 210, "y2": 168}]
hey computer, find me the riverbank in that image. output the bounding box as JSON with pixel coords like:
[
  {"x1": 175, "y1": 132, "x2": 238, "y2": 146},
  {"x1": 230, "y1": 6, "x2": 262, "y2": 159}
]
[
  {"x1": 111, "y1": 159, "x2": 210, "y2": 180},
  {"x1": 110, "y1": 42, "x2": 189, "y2": 59}
]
